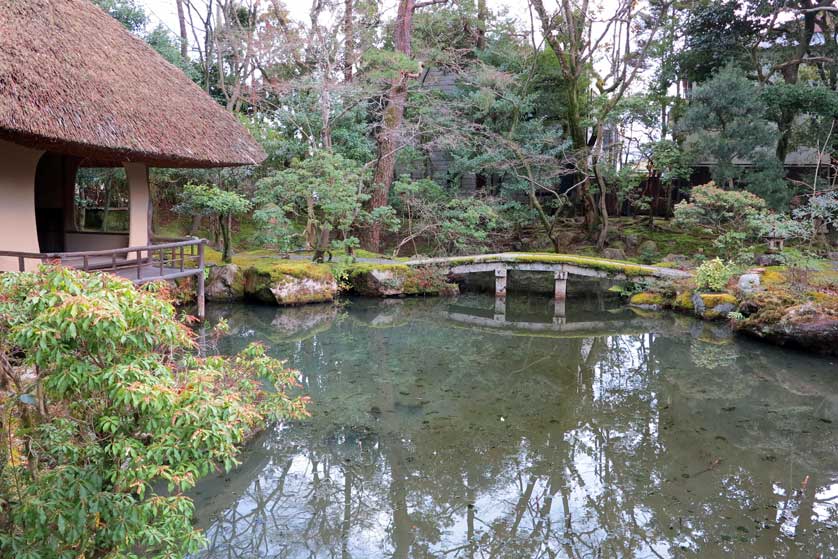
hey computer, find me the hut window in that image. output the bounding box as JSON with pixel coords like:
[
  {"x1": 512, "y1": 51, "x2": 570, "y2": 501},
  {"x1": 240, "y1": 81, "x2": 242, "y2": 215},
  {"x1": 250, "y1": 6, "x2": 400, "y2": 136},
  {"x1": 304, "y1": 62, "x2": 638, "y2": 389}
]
[{"x1": 74, "y1": 168, "x2": 130, "y2": 233}]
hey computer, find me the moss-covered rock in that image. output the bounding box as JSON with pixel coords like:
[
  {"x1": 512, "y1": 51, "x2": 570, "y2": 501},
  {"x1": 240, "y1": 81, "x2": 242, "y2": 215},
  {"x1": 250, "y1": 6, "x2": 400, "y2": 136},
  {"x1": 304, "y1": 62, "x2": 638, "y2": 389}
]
[
  {"x1": 347, "y1": 264, "x2": 458, "y2": 297},
  {"x1": 673, "y1": 291, "x2": 694, "y2": 312},
  {"x1": 629, "y1": 292, "x2": 666, "y2": 310},
  {"x1": 204, "y1": 248, "x2": 338, "y2": 305},
  {"x1": 692, "y1": 292, "x2": 738, "y2": 320},
  {"x1": 206, "y1": 264, "x2": 244, "y2": 301},
  {"x1": 736, "y1": 302, "x2": 838, "y2": 355},
  {"x1": 699, "y1": 293, "x2": 738, "y2": 308},
  {"x1": 243, "y1": 267, "x2": 337, "y2": 305}
]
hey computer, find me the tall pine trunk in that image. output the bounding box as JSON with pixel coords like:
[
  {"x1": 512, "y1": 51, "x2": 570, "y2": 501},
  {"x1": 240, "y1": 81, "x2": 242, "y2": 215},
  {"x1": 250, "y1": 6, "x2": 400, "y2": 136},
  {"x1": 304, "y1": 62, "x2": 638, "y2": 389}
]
[
  {"x1": 366, "y1": 0, "x2": 415, "y2": 252},
  {"x1": 343, "y1": 0, "x2": 354, "y2": 82},
  {"x1": 176, "y1": 0, "x2": 188, "y2": 59}
]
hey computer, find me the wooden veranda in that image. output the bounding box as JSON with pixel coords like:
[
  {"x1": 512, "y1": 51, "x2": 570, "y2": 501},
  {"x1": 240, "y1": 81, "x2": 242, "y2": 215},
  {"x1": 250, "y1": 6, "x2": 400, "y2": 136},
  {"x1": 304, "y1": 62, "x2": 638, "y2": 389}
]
[{"x1": 0, "y1": 237, "x2": 207, "y2": 318}]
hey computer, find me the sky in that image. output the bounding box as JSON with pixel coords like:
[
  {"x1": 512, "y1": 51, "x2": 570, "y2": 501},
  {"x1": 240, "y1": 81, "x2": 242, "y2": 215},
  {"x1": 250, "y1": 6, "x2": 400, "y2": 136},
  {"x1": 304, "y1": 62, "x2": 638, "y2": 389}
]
[{"x1": 138, "y1": 0, "x2": 534, "y2": 40}]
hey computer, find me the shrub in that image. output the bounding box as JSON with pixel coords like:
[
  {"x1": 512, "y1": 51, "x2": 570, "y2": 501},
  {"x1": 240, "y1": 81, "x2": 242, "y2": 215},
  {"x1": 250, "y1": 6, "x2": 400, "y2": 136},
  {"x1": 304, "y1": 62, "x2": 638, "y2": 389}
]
[
  {"x1": 638, "y1": 242, "x2": 660, "y2": 264},
  {"x1": 695, "y1": 257, "x2": 736, "y2": 292},
  {"x1": 255, "y1": 151, "x2": 397, "y2": 262},
  {"x1": 674, "y1": 182, "x2": 766, "y2": 232},
  {"x1": 712, "y1": 231, "x2": 749, "y2": 260},
  {"x1": 747, "y1": 211, "x2": 810, "y2": 241},
  {"x1": 0, "y1": 266, "x2": 308, "y2": 558},
  {"x1": 174, "y1": 183, "x2": 252, "y2": 263}
]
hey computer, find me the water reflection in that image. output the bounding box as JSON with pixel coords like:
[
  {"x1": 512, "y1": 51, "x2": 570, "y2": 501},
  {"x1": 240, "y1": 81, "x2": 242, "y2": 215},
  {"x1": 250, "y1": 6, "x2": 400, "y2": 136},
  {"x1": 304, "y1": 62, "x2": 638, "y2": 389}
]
[{"x1": 192, "y1": 294, "x2": 838, "y2": 558}]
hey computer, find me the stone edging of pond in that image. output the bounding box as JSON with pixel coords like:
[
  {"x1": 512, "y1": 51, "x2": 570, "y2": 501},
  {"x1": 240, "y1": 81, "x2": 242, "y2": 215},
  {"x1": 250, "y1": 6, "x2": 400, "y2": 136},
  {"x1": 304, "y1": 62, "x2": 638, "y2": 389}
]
[{"x1": 628, "y1": 267, "x2": 838, "y2": 356}]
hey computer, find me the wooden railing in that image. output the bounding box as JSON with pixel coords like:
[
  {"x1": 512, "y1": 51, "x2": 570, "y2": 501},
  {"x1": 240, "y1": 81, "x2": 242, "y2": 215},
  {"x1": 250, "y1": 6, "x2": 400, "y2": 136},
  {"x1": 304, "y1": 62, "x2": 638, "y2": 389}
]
[{"x1": 0, "y1": 237, "x2": 207, "y2": 318}]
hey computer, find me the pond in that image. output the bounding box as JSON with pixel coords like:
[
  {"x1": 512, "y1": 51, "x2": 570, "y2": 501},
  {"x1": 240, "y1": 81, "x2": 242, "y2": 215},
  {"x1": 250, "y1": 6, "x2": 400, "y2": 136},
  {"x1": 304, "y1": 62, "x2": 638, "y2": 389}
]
[{"x1": 191, "y1": 290, "x2": 838, "y2": 558}]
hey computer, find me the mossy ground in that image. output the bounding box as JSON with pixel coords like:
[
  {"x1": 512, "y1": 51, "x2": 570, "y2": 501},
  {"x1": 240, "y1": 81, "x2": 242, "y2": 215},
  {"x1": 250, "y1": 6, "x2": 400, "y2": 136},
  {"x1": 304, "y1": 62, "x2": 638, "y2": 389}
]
[{"x1": 619, "y1": 219, "x2": 719, "y2": 258}]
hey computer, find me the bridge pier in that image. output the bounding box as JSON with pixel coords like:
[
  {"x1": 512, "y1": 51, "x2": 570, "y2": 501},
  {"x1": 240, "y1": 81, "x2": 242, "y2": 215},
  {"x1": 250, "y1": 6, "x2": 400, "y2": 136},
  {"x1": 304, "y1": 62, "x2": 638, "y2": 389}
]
[
  {"x1": 495, "y1": 265, "x2": 508, "y2": 299},
  {"x1": 554, "y1": 270, "x2": 568, "y2": 301},
  {"x1": 553, "y1": 298, "x2": 566, "y2": 324},
  {"x1": 494, "y1": 297, "x2": 506, "y2": 320}
]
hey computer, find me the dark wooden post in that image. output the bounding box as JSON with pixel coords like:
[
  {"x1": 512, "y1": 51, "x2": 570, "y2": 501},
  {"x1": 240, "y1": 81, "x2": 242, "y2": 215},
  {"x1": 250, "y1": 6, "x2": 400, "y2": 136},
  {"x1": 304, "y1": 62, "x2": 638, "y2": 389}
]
[{"x1": 196, "y1": 241, "x2": 205, "y2": 320}]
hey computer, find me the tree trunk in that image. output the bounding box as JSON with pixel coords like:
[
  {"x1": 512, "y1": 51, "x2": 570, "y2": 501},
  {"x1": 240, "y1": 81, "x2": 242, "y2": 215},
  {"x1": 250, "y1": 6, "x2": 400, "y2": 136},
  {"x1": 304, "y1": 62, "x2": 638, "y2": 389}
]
[
  {"x1": 593, "y1": 125, "x2": 610, "y2": 249},
  {"x1": 775, "y1": 9, "x2": 815, "y2": 163},
  {"x1": 313, "y1": 224, "x2": 331, "y2": 263},
  {"x1": 365, "y1": 0, "x2": 416, "y2": 252},
  {"x1": 220, "y1": 214, "x2": 233, "y2": 263},
  {"x1": 176, "y1": 0, "x2": 188, "y2": 59},
  {"x1": 320, "y1": 72, "x2": 333, "y2": 150},
  {"x1": 595, "y1": 170, "x2": 610, "y2": 249},
  {"x1": 343, "y1": 0, "x2": 354, "y2": 82},
  {"x1": 189, "y1": 214, "x2": 202, "y2": 236},
  {"x1": 476, "y1": 0, "x2": 487, "y2": 49}
]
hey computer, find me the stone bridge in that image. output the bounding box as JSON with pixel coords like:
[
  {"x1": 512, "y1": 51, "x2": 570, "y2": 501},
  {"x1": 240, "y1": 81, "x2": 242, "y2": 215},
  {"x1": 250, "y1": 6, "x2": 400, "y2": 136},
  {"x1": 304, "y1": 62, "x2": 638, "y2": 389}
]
[{"x1": 406, "y1": 252, "x2": 691, "y2": 300}]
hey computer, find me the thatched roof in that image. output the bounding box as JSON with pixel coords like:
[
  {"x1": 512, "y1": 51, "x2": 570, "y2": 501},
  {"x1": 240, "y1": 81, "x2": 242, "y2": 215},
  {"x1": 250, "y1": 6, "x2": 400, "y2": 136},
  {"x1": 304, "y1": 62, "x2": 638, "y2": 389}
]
[{"x1": 0, "y1": 0, "x2": 266, "y2": 168}]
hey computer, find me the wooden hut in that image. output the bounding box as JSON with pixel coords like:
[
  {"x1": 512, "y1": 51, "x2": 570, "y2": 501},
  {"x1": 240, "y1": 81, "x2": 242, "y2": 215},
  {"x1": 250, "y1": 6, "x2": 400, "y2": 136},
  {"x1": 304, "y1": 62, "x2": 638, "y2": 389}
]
[{"x1": 0, "y1": 0, "x2": 265, "y2": 294}]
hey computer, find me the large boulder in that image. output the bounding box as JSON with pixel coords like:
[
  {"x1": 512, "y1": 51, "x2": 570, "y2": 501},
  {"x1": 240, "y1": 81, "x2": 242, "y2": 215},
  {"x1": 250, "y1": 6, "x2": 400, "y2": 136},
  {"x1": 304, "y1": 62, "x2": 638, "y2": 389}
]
[
  {"x1": 350, "y1": 265, "x2": 458, "y2": 297},
  {"x1": 602, "y1": 247, "x2": 627, "y2": 261},
  {"x1": 623, "y1": 234, "x2": 641, "y2": 253},
  {"x1": 736, "y1": 302, "x2": 838, "y2": 355},
  {"x1": 244, "y1": 268, "x2": 337, "y2": 305},
  {"x1": 629, "y1": 292, "x2": 665, "y2": 310},
  {"x1": 351, "y1": 267, "x2": 408, "y2": 297},
  {"x1": 206, "y1": 264, "x2": 244, "y2": 301},
  {"x1": 737, "y1": 273, "x2": 761, "y2": 295},
  {"x1": 692, "y1": 292, "x2": 738, "y2": 320}
]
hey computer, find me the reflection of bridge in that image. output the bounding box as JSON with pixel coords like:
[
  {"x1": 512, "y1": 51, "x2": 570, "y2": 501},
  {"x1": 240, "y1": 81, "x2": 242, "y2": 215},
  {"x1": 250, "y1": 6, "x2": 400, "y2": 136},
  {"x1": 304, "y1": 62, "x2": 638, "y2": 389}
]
[
  {"x1": 406, "y1": 253, "x2": 690, "y2": 300},
  {"x1": 446, "y1": 299, "x2": 652, "y2": 335}
]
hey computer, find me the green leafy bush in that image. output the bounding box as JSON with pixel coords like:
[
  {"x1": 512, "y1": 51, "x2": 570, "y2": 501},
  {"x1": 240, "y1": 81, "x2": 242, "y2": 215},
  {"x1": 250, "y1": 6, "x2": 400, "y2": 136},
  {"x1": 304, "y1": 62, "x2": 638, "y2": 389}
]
[
  {"x1": 712, "y1": 230, "x2": 749, "y2": 260},
  {"x1": 695, "y1": 257, "x2": 736, "y2": 292},
  {"x1": 674, "y1": 182, "x2": 766, "y2": 232},
  {"x1": 746, "y1": 211, "x2": 810, "y2": 241},
  {"x1": 0, "y1": 266, "x2": 308, "y2": 558},
  {"x1": 638, "y1": 242, "x2": 660, "y2": 264},
  {"x1": 255, "y1": 151, "x2": 397, "y2": 262},
  {"x1": 391, "y1": 176, "x2": 502, "y2": 257},
  {"x1": 174, "y1": 183, "x2": 252, "y2": 263}
]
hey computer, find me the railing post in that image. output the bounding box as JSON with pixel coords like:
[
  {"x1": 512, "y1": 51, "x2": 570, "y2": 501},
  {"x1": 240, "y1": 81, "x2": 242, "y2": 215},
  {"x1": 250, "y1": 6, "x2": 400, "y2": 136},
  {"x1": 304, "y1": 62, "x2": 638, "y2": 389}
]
[
  {"x1": 158, "y1": 247, "x2": 164, "y2": 276},
  {"x1": 83, "y1": 255, "x2": 89, "y2": 271},
  {"x1": 136, "y1": 250, "x2": 142, "y2": 280},
  {"x1": 179, "y1": 246, "x2": 185, "y2": 272},
  {"x1": 18, "y1": 256, "x2": 24, "y2": 272},
  {"x1": 196, "y1": 241, "x2": 205, "y2": 321}
]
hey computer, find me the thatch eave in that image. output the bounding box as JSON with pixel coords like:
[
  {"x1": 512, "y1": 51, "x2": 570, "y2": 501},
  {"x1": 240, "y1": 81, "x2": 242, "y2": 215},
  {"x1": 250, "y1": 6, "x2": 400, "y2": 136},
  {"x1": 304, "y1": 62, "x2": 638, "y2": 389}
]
[
  {"x1": 0, "y1": 0, "x2": 267, "y2": 169},
  {"x1": 0, "y1": 127, "x2": 263, "y2": 169}
]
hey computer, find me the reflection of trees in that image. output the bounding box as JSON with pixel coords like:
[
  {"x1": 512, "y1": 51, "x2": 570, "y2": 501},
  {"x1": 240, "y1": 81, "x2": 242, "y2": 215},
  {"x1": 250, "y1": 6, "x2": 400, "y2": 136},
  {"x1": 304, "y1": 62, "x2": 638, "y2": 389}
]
[{"x1": 192, "y1": 297, "x2": 838, "y2": 559}]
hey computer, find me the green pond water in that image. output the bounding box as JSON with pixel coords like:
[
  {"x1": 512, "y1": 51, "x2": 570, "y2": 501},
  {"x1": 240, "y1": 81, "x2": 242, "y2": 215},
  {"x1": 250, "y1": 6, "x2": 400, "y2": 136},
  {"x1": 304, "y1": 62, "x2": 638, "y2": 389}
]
[{"x1": 191, "y1": 290, "x2": 838, "y2": 559}]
